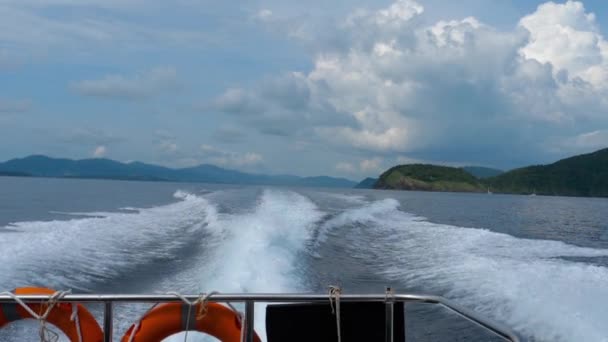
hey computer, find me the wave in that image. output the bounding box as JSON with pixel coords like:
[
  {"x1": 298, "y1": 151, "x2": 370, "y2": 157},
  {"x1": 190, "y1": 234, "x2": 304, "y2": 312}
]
[
  {"x1": 4, "y1": 189, "x2": 607, "y2": 341},
  {"x1": 162, "y1": 189, "x2": 324, "y2": 341},
  {"x1": 319, "y1": 198, "x2": 608, "y2": 341},
  {"x1": 0, "y1": 191, "x2": 216, "y2": 291},
  {"x1": 0, "y1": 188, "x2": 325, "y2": 341}
]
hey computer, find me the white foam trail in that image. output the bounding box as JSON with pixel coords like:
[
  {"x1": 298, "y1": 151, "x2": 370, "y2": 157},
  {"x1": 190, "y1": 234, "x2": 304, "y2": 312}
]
[
  {"x1": 317, "y1": 192, "x2": 367, "y2": 204},
  {"x1": 0, "y1": 191, "x2": 216, "y2": 291},
  {"x1": 322, "y1": 198, "x2": 608, "y2": 342},
  {"x1": 48, "y1": 210, "x2": 112, "y2": 217},
  {"x1": 209, "y1": 189, "x2": 321, "y2": 289},
  {"x1": 163, "y1": 189, "x2": 324, "y2": 341}
]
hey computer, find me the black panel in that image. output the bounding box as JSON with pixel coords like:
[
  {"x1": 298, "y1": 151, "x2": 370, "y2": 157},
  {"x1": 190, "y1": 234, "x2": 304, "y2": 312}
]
[{"x1": 266, "y1": 302, "x2": 405, "y2": 342}]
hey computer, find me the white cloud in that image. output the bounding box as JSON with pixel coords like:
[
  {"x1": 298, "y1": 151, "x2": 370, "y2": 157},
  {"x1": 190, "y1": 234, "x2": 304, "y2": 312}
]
[
  {"x1": 555, "y1": 130, "x2": 608, "y2": 154},
  {"x1": 374, "y1": 0, "x2": 423, "y2": 27},
  {"x1": 74, "y1": 67, "x2": 179, "y2": 100},
  {"x1": 159, "y1": 141, "x2": 178, "y2": 154},
  {"x1": 335, "y1": 162, "x2": 356, "y2": 173},
  {"x1": 519, "y1": 1, "x2": 608, "y2": 90},
  {"x1": 93, "y1": 145, "x2": 107, "y2": 157},
  {"x1": 335, "y1": 158, "x2": 386, "y2": 176},
  {"x1": 215, "y1": 0, "x2": 608, "y2": 166},
  {"x1": 154, "y1": 130, "x2": 179, "y2": 155},
  {"x1": 0, "y1": 2, "x2": 210, "y2": 58},
  {"x1": 359, "y1": 158, "x2": 383, "y2": 172},
  {"x1": 213, "y1": 88, "x2": 261, "y2": 114},
  {"x1": 200, "y1": 144, "x2": 263, "y2": 167},
  {"x1": 396, "y1": 155, "x2": 421, "y2": 164},
  {"x1": 254, "y1": 9, "x2": 273, "y2": 22}
]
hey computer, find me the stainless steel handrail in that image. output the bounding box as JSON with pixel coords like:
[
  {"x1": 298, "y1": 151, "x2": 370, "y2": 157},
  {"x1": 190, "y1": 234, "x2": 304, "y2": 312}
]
[{"x1": 0, "y1": 293, "x2": 520, "y2": 342}]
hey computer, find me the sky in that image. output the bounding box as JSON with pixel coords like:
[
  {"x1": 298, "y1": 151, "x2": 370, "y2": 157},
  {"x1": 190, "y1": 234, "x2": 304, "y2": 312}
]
[{"x1": 1, "y1": 0, "x2": 608, "y2": 179}]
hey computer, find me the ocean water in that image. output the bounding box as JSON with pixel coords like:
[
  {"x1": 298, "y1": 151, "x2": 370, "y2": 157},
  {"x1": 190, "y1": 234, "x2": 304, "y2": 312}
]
[{"x1": 0, "y1": 176, "x2": 607, "y2": 341}]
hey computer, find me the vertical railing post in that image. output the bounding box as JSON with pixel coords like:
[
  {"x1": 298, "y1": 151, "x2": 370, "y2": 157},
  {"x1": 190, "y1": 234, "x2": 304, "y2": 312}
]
[
  {"x1": 244, "y1": 300, "x2": 255, "y2": 342},
  {"x1": 385, "y1": 301, "x2": 394, "y2": 342},
  {"x1": 385, "y1": 287, "x2": 394, "y2": 342},
  {"x1": 103, "y1": 301, "x2": 113, "y2": 342},
  {"x1": 403, "y1": 301, "x2": 406, "y2": 342}
]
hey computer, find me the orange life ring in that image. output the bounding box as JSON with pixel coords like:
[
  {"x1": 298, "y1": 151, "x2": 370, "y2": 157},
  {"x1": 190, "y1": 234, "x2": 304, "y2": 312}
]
[
  {"x1": 0, "y1": 287, "x2": 103, "y2": 342},
  {"x1": 122, "y1": 301, "x2": 261, "y2": 342}
]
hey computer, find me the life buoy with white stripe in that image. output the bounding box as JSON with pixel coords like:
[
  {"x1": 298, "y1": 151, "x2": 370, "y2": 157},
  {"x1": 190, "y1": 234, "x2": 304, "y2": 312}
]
[
  {"x1": 0, "y1": 287, "x2": 103, "y2": 342},
  {"x1": 122, "y1": 301, "x2": 260, "y2": 342}
]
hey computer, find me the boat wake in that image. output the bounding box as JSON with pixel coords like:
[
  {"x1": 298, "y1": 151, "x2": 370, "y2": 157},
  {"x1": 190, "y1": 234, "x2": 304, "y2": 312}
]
[
  {"x1": 319, "y1": 198, "x2": 608, "y2": 342},
  {"x1": 1, "y1": 189, "x2": 608, "y2": 341}
]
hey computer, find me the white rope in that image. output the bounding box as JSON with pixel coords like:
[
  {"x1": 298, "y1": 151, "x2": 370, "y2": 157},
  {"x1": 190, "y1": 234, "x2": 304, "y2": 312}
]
[
  {"x1": 225, "y1": 303, "x2": 245, "y2": 342},
  {"x1": 0, "y1": 290, "x2": 81, "y2": 342},
  {"x1": 328, "y1": 285, "x2": 342, "y2": 342},
  {"x1": 169, "y1": 293, "x2": 246, "y2": 342},
  {"x1": 70, "y1": 303, "x2": 83, "y2": 342},
  {"x1": 167, "y1": 291, "x2": 218, "y2": 342},
  {"x1": 385, "y1": 287, "x2": 394, "y2": 302},
  {"x1": 224, "y1": 301, "x2": 246, "y2": 341},
  {"x1": 125, "y1": 303, "x2": 160, "y2": 342},
  {"x1": 125, "y1": 291, "x2": 245, "y2": 342}
]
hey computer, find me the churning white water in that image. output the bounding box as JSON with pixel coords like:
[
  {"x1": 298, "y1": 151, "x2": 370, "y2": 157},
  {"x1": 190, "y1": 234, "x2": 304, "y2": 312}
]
[{"x1": 1, "y1": 187, "x2": 608, "y2": 341}]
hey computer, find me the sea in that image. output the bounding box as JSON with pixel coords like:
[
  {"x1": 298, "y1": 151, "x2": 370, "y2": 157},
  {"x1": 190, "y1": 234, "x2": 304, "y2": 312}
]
[{"x1": 0, "y1": 176, "x2": 607, "y2": 341}]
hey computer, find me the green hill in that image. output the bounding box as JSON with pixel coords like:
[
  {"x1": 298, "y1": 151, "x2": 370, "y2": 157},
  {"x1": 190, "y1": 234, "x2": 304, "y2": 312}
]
[
  {"x1": 462, "y1": 166, "x2": 503, "y2": 179},
  {"x1": 487, "y1": 148, "x2": 608, "y2": 197},
  {"x1": 374, "y1": 148, "x2": 608, "y2": 197},
  {"x1": 375, "y1": 164, "x2": 484, "y2": 192}
]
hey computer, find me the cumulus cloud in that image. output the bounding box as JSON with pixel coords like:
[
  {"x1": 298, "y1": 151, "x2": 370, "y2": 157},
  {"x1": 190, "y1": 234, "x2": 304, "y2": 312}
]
[
  {"x1": 154, "y1": 130, "x2": 179, "y2": 155},
  {"x1": 200, "y1": 144, "x2": 263, "y2": 167},
  {"x1": 520, "y1": 1, "x2": 606, "y2": 84},
  {"x1": 93, "y1": 145, "x2": 107, "y2": 157},
  {"x1": 216, "y1": 0, "x2": 608, "y2": 167},
  {"x1": 158, "y1": 140, "x2": 178, "y2": 154},
  {"x1": 335, "y1": 158, "x2": 385, "y2": 175},
  {"x1": 254, "y1": 9, "x2": 273, "y2": 22},
  {"x1": 554, "y1": 130, "x2": 608, "y2": 155},
  {"x1": 359, "y1": 158, "x2": 383, "y2": 173},
  {"x1": 213, "y1": 72, "x2": 352, "y2": 138},
  {"x1": 335, "y1": 162, "x2": 356, "y2": 173},
  {"x1": 73, "y1": 67, "x2": 179, "y2": 100}
]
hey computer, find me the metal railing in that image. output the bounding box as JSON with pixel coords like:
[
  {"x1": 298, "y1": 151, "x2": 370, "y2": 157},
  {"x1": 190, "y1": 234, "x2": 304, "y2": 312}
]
[{"x1": 0, "y1": 293, "x2": 520, "y2": 342}]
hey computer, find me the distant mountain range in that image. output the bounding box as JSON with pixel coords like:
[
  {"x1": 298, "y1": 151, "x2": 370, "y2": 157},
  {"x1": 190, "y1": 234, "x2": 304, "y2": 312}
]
[
  {"x1": 372, "y1": 148, "x2": 608, "y2": 197},
  {"x1": 355, "y1": 177, "x2": 377, "y2": 189},
  {"x1": 0, "y1": 155, "x2": 357, "y2": 188}
]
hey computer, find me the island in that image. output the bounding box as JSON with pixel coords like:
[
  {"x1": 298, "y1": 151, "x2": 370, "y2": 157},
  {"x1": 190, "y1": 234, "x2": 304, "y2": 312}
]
[{"x1": 369, "y1": 148, "x2": 608, "y2": 198}]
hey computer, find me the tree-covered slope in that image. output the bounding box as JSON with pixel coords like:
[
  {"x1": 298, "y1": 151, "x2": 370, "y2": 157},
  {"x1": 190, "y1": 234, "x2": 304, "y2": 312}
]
[
  {"x1": 487, "y1": 148, "x2": 608, "y2": 196},
  {"x1": 462, "y1": 166, "x2": 503, "y2": 179},
  {"x1": 375, "y1": 164, "x2": 484, "y2": 192}
]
